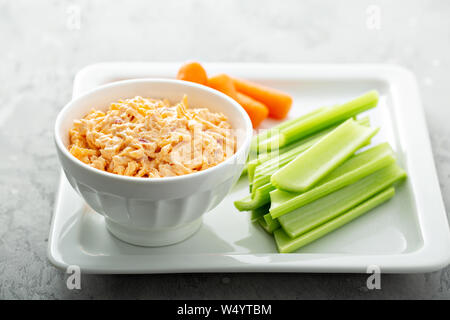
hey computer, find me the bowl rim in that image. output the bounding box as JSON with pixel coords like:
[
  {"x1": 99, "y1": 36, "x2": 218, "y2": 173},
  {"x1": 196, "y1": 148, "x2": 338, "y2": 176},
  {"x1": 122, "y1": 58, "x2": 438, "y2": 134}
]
[{"x1": 54, "y1": 78, "x2": 253, "y2": 184}]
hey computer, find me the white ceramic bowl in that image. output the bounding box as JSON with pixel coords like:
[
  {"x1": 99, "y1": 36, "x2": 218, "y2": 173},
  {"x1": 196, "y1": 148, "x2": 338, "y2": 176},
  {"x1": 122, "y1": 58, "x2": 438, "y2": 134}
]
[{"x1": 54, "y1": 79, "x2": 252, "y2": 246}]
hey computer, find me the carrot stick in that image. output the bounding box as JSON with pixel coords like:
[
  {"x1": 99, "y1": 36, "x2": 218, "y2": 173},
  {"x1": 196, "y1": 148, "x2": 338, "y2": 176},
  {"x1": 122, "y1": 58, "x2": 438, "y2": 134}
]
[
  {"x1": 207, "y1": 74, "x2": 238, "y2": 99},
  {"x1": 207, "y1": 74, "x2": 268, "y2": 128},
  {"x1": 176, "y1": 61, "x2": 208, "y2": 85},
  {"x1": 232, "y1": 77, "x2": 292, "y2": 119},
  {"x1": 235, "y1": 92, "x2": 269, "y2": 128}
]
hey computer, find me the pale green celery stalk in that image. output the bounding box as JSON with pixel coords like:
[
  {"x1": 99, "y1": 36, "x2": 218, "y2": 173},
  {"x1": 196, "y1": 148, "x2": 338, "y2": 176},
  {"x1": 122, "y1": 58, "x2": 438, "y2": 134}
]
[
  {"x1": 252, "y1": 136, "x2": 372, "y2": 194},
  {"x1": 234, "y1": 183, "x2": 275, "y2": 211},
  {"x1": 240, "y1": 166, "x2": 248, "y2": 177},
  {"x1": 271, "y1": 119, "x2": 379, "y2": 192},
  {"x1": 250, "y1": 204, "x2": 271, "y2": 222},
  {"x1": 263, "y1": 212, "x2": 277, "y2": 226},
  {"x1": 247, "y1": 159, "x2": 265, "y2": 184},
  {"x1": 258, "y1": 217, "x2": 281, "y2": 234},
  {"x1": 247, "y1": 128, "x2": 327, "y2": 183},
  {"x1": 251, "y1": 117, "x2": 370, "y2": 193},
  {"x1": 251, "y1": 130, "x2": 331, "y2": 194},
  {"x1": 255, "y1": 116, "x2": 371, "y2": 177},
  {"x1": 269, "y1": 143, "x2": 396, "y2": 218},
  {"x1": 355, "y1": 116, "x2": 371, "y2": 127},
  {"x1": 234, "y1": 194, "x2": 253, "y2": 211},
  {"x1": 250, "y1": 107, "x2": 328, "y2": 152},
  {"x1": 247, "y1": 121, "x2": 327, "y2": 188},
  {"x1": 248, "y1": 115, "x2": 358, "y2": 182},
  {"x1": 274, "y1": 187, "x2": 395, "y2": 253},
  {"x1": 244, "y1": 124, "x2": 369, "y2": 207},
  {"x1": 258, "y1": 91, "x2": 379, "y2": 151},
  {"x1": 251, "y1": 140, "x2": 318, "y2": 194},
  {"x1": 278, "y1": 163, "x2": 406, "y2": 238}
]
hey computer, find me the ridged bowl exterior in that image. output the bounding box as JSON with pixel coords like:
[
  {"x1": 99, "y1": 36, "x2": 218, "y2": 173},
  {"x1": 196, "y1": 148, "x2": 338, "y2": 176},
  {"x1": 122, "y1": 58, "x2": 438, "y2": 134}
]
[
  {"x1": 54, "y1": 79, "x2": 252, "y2": 240},
  {"x1": 58, "y1": 150, "x2": 246, "y2": 230}
]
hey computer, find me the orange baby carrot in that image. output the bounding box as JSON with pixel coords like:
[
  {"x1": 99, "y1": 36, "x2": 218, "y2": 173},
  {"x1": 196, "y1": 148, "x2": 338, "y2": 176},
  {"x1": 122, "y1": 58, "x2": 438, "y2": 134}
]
[
  {"x1": 207, "y1": 74, "x2": 268, "y2": 128},
  {"x1": 207, "y1": 74, "x2": 238, "y2": 99},
  {"x1": 176, "y1": 61, "x2": 208, "y2": 85},
  {"x1": 235, "y1": 92, "x2": 269, "y2": 128},
  {"x1": 232, "y1": 77, "x2": 292, "y2": 119}
]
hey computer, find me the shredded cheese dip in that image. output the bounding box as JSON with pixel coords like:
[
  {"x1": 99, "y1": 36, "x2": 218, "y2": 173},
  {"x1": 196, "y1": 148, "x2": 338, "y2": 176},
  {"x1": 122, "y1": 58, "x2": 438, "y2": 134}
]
[{"x1": 68, "y1": 96, "x2": 235, "y2": 177}]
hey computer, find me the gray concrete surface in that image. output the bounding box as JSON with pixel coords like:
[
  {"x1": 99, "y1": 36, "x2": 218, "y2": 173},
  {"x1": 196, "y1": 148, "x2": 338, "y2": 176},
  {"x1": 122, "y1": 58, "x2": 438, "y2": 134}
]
[{"x1": 0, "y1": 0, "x2": 449, "y2": 299}]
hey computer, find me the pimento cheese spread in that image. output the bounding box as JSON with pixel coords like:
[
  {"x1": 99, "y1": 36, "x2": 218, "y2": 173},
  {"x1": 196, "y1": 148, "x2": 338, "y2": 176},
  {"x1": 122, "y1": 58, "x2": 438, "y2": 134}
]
[{"x1": 68, "y1": 96, "x2": 235, "y2": 177}]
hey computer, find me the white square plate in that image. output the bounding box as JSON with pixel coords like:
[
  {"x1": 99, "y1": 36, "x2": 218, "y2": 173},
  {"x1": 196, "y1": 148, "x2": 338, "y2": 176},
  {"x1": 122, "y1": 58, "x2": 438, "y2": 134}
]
[{"x1": 48, "y1": 63, "x2": 450, "y2": 273}]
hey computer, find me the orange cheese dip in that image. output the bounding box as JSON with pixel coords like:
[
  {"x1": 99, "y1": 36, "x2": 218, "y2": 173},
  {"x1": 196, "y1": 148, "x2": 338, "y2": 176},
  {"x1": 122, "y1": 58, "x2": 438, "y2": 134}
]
[{"x1": 68, "y1": 96, "x2": 235, "y2": 177}]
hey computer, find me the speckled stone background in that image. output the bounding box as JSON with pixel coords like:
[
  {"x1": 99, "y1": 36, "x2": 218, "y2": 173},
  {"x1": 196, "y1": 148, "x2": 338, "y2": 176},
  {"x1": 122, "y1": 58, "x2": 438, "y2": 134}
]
[{"x1": 0, "y1": 0, "x2": 449, "y2": 299}]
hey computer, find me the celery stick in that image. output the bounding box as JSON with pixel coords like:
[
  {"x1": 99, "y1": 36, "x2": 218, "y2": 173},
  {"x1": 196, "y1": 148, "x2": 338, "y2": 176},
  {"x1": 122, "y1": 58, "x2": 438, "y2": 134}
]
[
  {"x1": 258, "y1": 91, "x2": 379, "y2": 151},
  {"x1": 247, "y1": 159, "x2": 263, "y2": 183},
  {"x1": 250, "y1": 107, "x2": 328, "y2": 152},
  {"x1": 283, "y1": 91, "x2": 378, "y2": 144},
  {"x1": 271, "y1": 119, "x2": 379, "y2": 192},
  {"x1": 252, "y1": 117, "x2": 370, "y2": 192},
  {"x1": 249, "y1": 116, "x2": 370, "y2": 182},
  {"x1": 269, "y1": 143, "x2": 396, "y2": 218},
  {"x1": 239, "y1": 119, "x2": 373, "y2": 209},
  {"x1": 247, "y1": 121, "x2": 336, "y2": 186},
  {"x1": 252, "y1": 134, "x2": 372, "y2": 194},
  {"x1": 251, "y1": 129, "x2": 331, "y2": 193},
  {"x1": 252, "y1": 152, "x2": 303, "y2": 195},
  {"x1": 234, "y1": 194, "x2": 253, "y2": 211},
  {"x1": 278, "y1": 163, "x2": 406, "y2": 238},
  {"x1": 263, "y1": 212, "x2": 277, "y2": 226},
  {"x1": 241, "y1": 166, "x2": 248, "y2": 176},
  {"x1": 355, "y1": 116, "x2": 370, "y2": 127},
  {"x1": 274, "y1": 187, "x2": 396, "y2": 253},
  {"x1": 251, "y1": 144, "x2": 315, "y2": 194},
  {"x1": 247, "y1": 128, "x2": 328, "y2": 183},
  {"x1": 258, "y1": 217, "x2": 281, "y2": 234},
  {"x1": 234, "y1": 183, "x2": 275, "y2": 211},
  {"x1": 250, "y1": 204, "x2": 270, "y2": 222}
]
